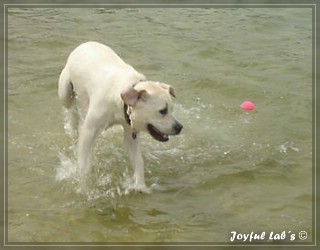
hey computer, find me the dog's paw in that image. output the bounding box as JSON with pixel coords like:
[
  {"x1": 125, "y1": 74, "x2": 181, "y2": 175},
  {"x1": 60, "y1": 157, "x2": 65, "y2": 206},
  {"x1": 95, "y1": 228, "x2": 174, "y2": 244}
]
[
  {"x1": 130, "y1": 183, "x2": 152, "y2": 194},
  {"x1": 136, "y1": 185, "x2": 152, "y2": 194}
]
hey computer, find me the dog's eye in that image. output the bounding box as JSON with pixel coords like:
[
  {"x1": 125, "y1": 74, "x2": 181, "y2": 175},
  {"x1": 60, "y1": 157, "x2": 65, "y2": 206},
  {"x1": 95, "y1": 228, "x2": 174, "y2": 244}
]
[{"x1": 159, "y1": 107, "x2": 168, "y2": 116}]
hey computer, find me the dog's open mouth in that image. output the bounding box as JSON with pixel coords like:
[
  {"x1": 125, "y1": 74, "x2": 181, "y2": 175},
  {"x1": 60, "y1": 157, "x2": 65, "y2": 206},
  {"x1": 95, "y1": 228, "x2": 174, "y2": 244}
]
[{"x1": 147, "y1": 124, "x2": 169, "y2": 142}]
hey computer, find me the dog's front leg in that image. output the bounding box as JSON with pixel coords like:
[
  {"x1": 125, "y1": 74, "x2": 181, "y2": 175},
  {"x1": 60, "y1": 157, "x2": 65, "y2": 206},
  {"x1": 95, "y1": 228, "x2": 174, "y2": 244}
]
[{"x1": 124, "y1": 126, "x2": 150, "y2": 193}]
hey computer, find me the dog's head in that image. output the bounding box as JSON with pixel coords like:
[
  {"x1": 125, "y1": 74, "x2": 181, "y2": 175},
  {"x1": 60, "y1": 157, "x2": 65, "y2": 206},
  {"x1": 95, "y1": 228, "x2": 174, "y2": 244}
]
[{"x1": 121, "y1": 81, "x2": 183, "y2": 142}]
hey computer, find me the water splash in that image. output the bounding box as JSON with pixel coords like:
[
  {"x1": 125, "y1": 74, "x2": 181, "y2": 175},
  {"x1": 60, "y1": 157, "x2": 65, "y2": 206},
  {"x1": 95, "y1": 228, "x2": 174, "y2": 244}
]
[
  {"x1": 62, "y1": 108, "x2": 76, "y2": 136},
  {"x1": 56, "y1": 150, "x2": 78, "y2": 182},
  {"x1": 56, "y1": 145, "x2": 160, "y2": 201},
  {"x1": 279, "y1": 141, "x2": 300, "y2": 154}
]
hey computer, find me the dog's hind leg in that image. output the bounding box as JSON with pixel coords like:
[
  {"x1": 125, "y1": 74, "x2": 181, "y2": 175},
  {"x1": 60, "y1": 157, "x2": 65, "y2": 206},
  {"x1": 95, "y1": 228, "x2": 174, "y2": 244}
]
[
  {"x1": 77, "y1": 106, "x2": 107, "y2": 179},
  {"x1": 58, "y1": 67, "x2": 80, "y2": 131}
]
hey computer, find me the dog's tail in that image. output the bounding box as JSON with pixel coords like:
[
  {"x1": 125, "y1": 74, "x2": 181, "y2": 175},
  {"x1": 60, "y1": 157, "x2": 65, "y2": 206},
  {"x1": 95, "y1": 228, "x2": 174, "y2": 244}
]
[{"x1": 58, "y1": 67, "x2": 75, "y2": 108}]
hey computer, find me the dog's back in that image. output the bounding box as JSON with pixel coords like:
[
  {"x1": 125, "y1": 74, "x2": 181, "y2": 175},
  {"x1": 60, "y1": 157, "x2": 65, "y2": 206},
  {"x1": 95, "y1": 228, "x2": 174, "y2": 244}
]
[{"x1": 59, "y1": 42, "x2": 144, "y2": 103}]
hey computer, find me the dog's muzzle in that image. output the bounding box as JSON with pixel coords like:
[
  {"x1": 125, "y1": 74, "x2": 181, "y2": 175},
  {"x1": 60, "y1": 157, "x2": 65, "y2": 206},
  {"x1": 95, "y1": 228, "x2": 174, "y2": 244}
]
[
  {"x1": 173, "y1": 122, "x2": 183, "y2": 134},
  {"x1": 147, "y1": 122, "x2": 183, "y2": 142}
]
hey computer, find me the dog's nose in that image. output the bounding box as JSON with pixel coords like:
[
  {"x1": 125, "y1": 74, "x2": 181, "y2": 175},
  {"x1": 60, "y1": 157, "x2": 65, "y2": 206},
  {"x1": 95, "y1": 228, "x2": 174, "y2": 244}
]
[{"x1": 174, "y1": 122, "x2": 183, "y2": 134}]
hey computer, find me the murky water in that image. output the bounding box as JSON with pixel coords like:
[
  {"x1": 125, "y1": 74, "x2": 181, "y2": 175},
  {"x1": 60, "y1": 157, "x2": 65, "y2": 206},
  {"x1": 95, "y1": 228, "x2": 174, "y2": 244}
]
[{"x1": 7, "y1": 7, "x2": 313, "y2": 244}]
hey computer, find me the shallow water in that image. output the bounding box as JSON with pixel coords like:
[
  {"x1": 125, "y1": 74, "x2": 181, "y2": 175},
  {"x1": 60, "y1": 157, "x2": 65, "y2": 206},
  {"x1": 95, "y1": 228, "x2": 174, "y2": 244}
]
[{"x1": 7, "y1": 7, "x2": 313, "y2": 243}]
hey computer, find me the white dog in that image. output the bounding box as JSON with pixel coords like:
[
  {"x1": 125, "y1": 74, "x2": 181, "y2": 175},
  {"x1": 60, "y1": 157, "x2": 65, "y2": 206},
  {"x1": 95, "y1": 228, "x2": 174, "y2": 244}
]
[{"x1": 58, "y1": 41, "x2": 183, "y2": 192}]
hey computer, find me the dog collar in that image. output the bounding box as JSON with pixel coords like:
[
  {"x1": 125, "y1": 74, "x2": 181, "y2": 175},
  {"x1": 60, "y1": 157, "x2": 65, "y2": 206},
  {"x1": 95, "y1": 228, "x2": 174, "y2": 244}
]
[
  {"x1": 123, "y1": 103, "x2": 138, "y2": 140},
  {"x1": 123, "y1": 103, "x2": 131, "y2": 126},
  {"x1": 123, "y1": 79, "x2": 146, "y2": 139}
]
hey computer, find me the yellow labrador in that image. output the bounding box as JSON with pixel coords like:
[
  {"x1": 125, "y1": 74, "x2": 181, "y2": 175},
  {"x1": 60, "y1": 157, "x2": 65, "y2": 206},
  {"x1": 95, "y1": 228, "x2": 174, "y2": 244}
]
[{"x1": 58, "y1": 41, "x2": 182, "y2": 192}]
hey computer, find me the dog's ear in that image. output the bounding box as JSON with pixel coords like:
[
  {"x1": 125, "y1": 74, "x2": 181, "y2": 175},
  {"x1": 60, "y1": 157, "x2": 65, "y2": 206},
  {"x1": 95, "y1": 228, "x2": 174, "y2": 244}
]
[
  {"x1": 121, "y1": 88, "x2": 148, "y2": 106},
  {"x1": 159, "y1": 83, "x2": 176, "y2": 98}
]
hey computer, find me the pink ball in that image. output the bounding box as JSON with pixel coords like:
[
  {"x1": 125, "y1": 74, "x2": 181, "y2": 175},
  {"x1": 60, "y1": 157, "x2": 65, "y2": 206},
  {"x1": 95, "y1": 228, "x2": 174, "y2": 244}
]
[{"x1": 241, "y1": 101, "x2": 254, "y2": 111}]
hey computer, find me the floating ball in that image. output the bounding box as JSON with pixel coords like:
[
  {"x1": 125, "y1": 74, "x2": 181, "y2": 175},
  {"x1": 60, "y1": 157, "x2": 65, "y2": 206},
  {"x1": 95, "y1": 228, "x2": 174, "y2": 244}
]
[{"x1": 241, "y1": 101, "x2": 254, "y2": 111}]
